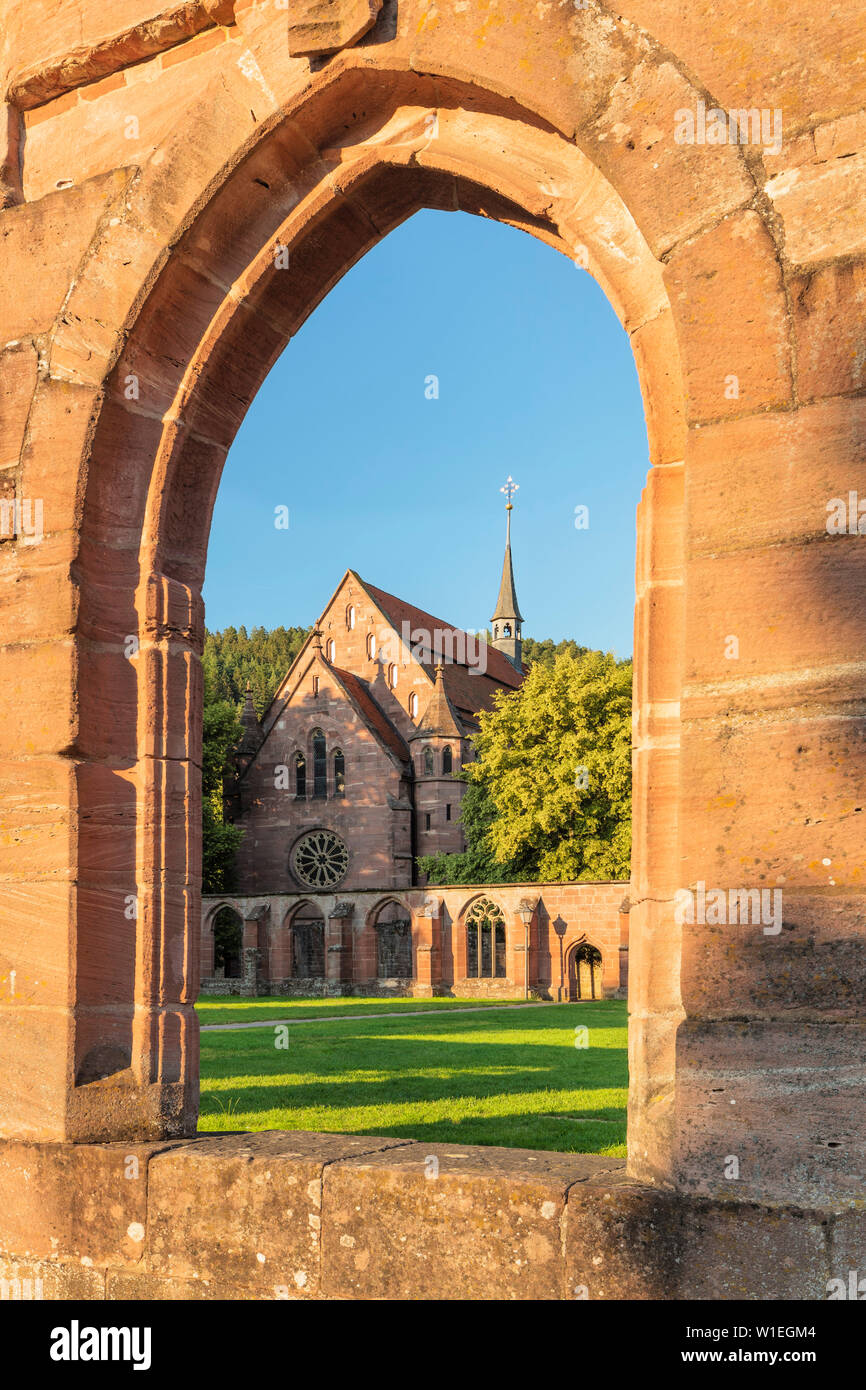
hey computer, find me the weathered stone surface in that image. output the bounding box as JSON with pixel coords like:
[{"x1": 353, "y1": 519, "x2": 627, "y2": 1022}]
[
  {"x1": 565, "y1": 1179, "x2": 683, "y2": 1300},
  {"x1": 0, "y1": 172, "x2": 127, "y2": 340},
  {"x1": 828, "y1": 1208, "x2": 866, "y2": 1296},
  {"x1": 0, "y1": 1255, "x2": 107, "y2": 1299},
  {"x1": 6, "y1": 1, "x2": 237, "y2": 109},
  {"x1": 287, "y1": 0, "x2": 382, "y2": 57},
  {"x1": 146, "y1": 1130, "x2": 409, "y2": 1294},
  {"x1": 321, "y1": 1142, "x2": 625, "y2": 1300},
  {"x1": 675, "y1": 1020, "x2": 866, "y2": 1207},
  {"x1": 0, "y1": 0, "x2": 862, "y2": 1247},
  {"x1": 664, "y1": 209, "x2": 792, "y2": 420},
  {"x1": 0, "y1": 1140, "x2": 171, "y2": 1264},
  {"x1": 766, "y1": 151, "x2": 866, "y2": 269},
  {"x1": 679, "y1": 1202, "x2": 830, "y2": 1301}
]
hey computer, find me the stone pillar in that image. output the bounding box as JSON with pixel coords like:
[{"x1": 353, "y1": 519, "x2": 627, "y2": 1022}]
[
  {"x1": 673, "y1": 400, "x2": 866, "y2": 1208},
  {"x1": 2, "y1": 567, "x2": 205, "y2": 1144},
  {"x1": 412, "y1": 898, "x2": 440, "y2": 998},
  {"x1": 241, "y1": 907, "x2": 269, "y2": 997},
  {"x1": 327, "y1": 902, "x2": 354, "y2": 993},
  {"x1": 628, "y1": 461, "x2": 685, "y2": 1186}
]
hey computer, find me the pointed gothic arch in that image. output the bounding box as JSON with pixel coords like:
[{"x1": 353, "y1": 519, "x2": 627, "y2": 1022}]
[{"x1": 9, "y1": 10, "x2": 828, "y2": 1207}]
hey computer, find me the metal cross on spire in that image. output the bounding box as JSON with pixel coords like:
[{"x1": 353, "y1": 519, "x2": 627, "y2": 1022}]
[{"x1": 500, "y1": 475, "x2": 519, "y2": 510}]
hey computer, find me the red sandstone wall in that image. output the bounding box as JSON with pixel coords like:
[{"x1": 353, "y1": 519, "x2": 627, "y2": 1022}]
[
  {"x1": 201, "y1": 881, "x2": 630, "y2": 998},
  {"x1": 0, "y1": 0, "x2": 863, "y2": 1214},
  {"x1": 234, "y1": 661, "x2": 412, "y2": 892}
]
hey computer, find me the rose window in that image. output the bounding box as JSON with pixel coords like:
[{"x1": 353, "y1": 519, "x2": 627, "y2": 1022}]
[{"x1": 291, "y1": 829, "x2": 349, "y2": 889}]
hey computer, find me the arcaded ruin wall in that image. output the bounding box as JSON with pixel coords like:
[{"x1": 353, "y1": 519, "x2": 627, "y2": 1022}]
[{"x1": 1, "y1": 0, "x2": 864, "y2": 1297}]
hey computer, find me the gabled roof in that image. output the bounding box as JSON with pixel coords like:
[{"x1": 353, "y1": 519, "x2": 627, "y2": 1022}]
[
  {"x1": 433, "y1": 664, "x2": 513, "y2": 725},
  {"x1": 329, "y1": 666, "x2": 411, "y2": 769},
  {"x1": 360, "y1": 578, "x2": 524, "y2": 690},
  {"x1": 257, "y1": 569, "x2": 525, "y2": 744}
]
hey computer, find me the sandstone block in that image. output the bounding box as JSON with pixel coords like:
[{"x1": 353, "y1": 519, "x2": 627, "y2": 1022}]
[
  {"x1": 146, "y1": 1130, "x2": 407, "y2": 1294},
  {"x1": 321, "y1": 1142, "x2": 625, "y2": 1300}
]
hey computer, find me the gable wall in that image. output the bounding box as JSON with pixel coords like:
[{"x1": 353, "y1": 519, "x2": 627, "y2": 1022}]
[{"x1": 233, "y1": 661, "x2": 412, "y2": 892}]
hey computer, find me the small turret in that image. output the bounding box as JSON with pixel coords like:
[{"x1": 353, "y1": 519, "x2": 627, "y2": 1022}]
[{"x1": 239, "y1": 681, "x2": 261, "y2": 757}]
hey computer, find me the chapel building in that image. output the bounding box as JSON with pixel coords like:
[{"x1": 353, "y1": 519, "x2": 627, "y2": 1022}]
[{"x1": 227, "y1": 512, "x2": 527, "y2": 896}]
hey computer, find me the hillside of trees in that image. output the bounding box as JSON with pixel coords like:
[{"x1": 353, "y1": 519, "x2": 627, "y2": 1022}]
[{"x1": 203, "y1": 625, "x2": 311, "y2": 716}]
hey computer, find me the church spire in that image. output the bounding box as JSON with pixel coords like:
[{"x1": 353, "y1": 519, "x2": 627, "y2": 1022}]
[{"x1": 490, "y1": 476, "x2": 524, "y2": 671}]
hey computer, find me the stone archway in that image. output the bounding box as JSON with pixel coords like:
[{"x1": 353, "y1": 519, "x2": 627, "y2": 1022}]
[
  {"x1": 210, "y1": 905, "x2": 244, "y2": 981},
  {"x1": 373, "y1": 899, "x2": 413, "y2": 980},
  {"x1": 1, "y1": 2, "x2": 862, "y2": 1217},
  {"x1": 567, "y1": 941, "x2": 604, "y2": 1002}
]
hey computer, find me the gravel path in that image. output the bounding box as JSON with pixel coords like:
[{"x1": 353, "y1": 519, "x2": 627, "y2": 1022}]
[{"x1": 200, "y1": 1001, "x2": 556, "y2": 1031}]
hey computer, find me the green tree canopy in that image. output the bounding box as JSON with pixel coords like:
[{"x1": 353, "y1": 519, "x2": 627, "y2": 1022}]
[
  {"x1": 202, "y1": 699, "x2": 244, "y2": 893},
  {"x1": 419, "y1": 649, "x2": 632, "y2": 884}
]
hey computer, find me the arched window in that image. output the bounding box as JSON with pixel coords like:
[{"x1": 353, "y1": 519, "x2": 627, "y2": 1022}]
[
  {"x1": 292, "y1": 910, "x2": 325, "y2": 978},
  {"x1": 312, "y1": 728, "x2": 327, "y2": 797},
  {"x1": 374, "y1": 901, "x2": 413, "y2": 979},
  {"x1": 423, "y1": 746, "x2": 434, "y2": 775},
  {"x1": 212, "y1": 907, "x2": 243, "y2": 979},
  {"x1": 389, "y1": 664, "x2": 398, "y2": 688},
  {"x1": 409, "y1": 692, "x2": 418, "y2": 718},
  {"x1": 465, "y1": 898, "x2": 506, "y2": 979},
  {"x1": 347, "y1": 605, "x2": 356, "y2": 629},
  {"x1": 367, "y1": 632, "x2": 376, "y2": 659},
  {"x1": 334, "y1": 749, "x2": 345, "y2": 796},
  {"x1": 294, "y1": 751, "x2": 306, "y2": 798},
  {"x1": 326, "y1": 638, "x2": 335, "y2": 661},
  {"x1": 503, "y1": 623, "x2": 512, "y2": 637},
  {"x1": 442, "y1": 745, "x2": 453, "y2": 774}
]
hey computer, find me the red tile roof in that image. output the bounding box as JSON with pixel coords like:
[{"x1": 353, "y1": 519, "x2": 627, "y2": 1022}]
[
  {"x1": 331, "y1": 666, "x2": 411, "y2": 768},
  {"x1": 361, "y1": 580, "x2": 524, "y2": 691}
]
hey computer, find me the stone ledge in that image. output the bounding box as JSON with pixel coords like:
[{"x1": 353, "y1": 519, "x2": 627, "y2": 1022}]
[{"x1": 0, "y1": 1134, "x2": 862, "y2": 1300}]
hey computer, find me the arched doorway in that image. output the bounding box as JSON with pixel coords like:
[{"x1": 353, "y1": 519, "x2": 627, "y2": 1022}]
[
  {"x1": 374, "y1": 901, "x2": 413, "y2": 980},
  {"x1": 212, "y1": 907, "x2": 243, "y2": 981},
  {"x1": 567, "y1": 943, "x2": 603, "y2": 1002},
  {"x1": 291, "y1": 907, "x2": 326, "y2": 980}
]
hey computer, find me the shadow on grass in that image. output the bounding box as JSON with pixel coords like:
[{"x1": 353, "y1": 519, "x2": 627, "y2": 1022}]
[{"x1": 198, "y1": 1003, "x2": 628, "y2": 1153}]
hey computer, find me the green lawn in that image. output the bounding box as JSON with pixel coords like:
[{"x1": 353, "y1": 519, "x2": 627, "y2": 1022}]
[{"x1": 198, "y1": 999, "x2": 627, "y2": 1155}]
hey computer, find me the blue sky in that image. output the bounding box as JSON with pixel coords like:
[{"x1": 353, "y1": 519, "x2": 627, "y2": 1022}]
[{"x1": 203, "y1": 209, "x2": 649, "y2": 658}]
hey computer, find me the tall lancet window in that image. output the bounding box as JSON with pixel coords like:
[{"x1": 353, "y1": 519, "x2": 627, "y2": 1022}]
[
  {"x1": 334, "y1": 749, "x2": 345, "y2": 796},
  {"x1": 442, "y1": 746, "x2": 453, "y2": 774},
  {"x1": 423, "y1": 746, "x2": 434, "y2": 775},
  {"x1": 294, "y1": 752, "x2": 306, "y2": 798},
  {"x1": 312, "y1": 728, "x2": 327, "y2": 798}
]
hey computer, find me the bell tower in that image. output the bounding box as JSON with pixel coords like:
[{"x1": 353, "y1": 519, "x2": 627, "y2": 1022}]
[{"x1": 490, "y1": 475, "x2": 524, "y2": 670}]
